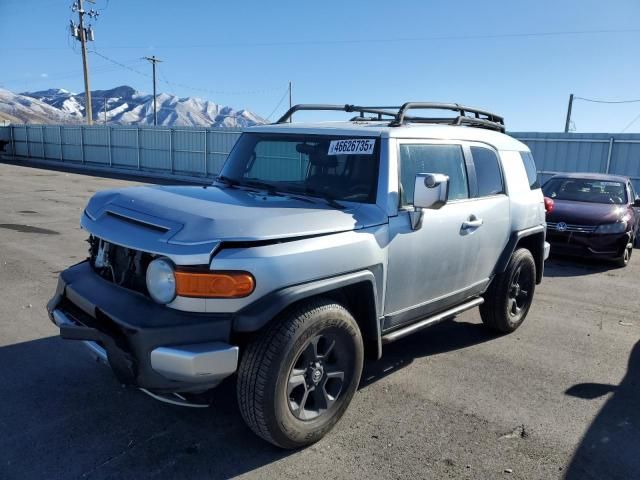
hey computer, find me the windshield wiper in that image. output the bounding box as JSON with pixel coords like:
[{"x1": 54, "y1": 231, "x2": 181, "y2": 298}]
[
  {"x1": 215, "y1": 175, "x2": 241, "y2": 188},
  {"x1": 298, "y1": 187, "x2": 346, "y2": 210},
  {"x1": 240, "y1": 179, "x2": 282, "y2": 195}
]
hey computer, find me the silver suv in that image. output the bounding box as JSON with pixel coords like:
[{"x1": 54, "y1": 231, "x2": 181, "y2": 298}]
[{"x1": 48, "y1": 103, "x2": 550, "y2": 448}]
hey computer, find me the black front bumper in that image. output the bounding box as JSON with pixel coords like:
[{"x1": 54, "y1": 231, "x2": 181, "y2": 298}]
[
  {"x1": 546, "y1": 231, "x2": 631, "y2": 259},
  {"x1": 47, "y1": 261, "x2": 233, "y2": 392}
]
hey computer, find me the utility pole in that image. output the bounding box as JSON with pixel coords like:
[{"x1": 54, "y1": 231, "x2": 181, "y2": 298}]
[
  {"x1": 564, "y1": 93, "x2": 574, "y2": 133},
  {"x1": 288, "y1": 81, "x2": 292, "y2": 123},
  {"x1": 144, "y1": 56, "x2": 162, "y2": 126},
  {"x1": 70, "y1": 0, "x2": 98, "y2": 125}
]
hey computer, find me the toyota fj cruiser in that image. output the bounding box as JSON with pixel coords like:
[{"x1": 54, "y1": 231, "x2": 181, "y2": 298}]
[{"x1": 48, "y1": 103, "x2": 550, "y2": 448}]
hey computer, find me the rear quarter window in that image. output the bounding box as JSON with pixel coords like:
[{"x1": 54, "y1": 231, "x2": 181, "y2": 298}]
[{"x1": 520, "y1": 151, "x2": 540, "y2": 189}]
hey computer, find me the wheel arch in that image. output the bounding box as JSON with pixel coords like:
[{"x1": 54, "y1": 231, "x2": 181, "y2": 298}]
[
  {"x1": 495, "y1": 225, "x2": 546, "y2": 284},
  {"x1": 232, "y1": 267, "x2": 384, "y2": 360}
]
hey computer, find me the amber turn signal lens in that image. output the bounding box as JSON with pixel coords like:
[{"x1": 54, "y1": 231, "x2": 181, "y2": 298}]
[{"x1": 175, "y1": 271, "x2": 255, "y2": 298}]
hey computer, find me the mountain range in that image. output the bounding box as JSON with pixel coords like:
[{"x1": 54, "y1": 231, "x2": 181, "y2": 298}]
[{"x1": 0, "y1": 86, "x2": 264, "y2": 127}]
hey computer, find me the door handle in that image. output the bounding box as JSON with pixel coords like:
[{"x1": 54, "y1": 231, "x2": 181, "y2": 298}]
[{"x1": 462, "y1": 216, "x2": 483, "y2": 230}]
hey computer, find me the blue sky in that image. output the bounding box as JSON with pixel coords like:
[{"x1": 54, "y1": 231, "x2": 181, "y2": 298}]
[{"x1": 1, "y1": 0, "x2": 639, "y2": 132}]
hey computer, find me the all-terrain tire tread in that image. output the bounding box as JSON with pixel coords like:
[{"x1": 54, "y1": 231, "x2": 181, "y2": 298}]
[{"x1": 237, "y1": 298, "x2": 352, "y2": 447}]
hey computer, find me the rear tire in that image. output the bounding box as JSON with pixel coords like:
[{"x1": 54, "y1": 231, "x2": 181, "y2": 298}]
[
  {"x1": 480, "y1": 248, "x2": 536, "y2": 333},
  {"x1": 237, "y1": 298, "x2": 364, "y2": 449}
]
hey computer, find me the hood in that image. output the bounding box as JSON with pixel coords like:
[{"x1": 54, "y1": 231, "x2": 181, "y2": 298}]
[
  {"x1": 547, "y1": 199, "x2": 628, "y2": 225},
  {"x1": 81, "y1": 185, "x2": 387, "y2": 264}
]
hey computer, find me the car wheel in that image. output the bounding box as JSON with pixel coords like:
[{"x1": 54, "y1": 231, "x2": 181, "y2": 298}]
[
  {"x1": 237, "y1": 298, "x2": 364, "y2": 449},
  {"x1": 480, "y1": 248, "x2": 536, "y2": 334},
  {"x1": 615, "y1": 244, "x2": 632, "y2": 267}
]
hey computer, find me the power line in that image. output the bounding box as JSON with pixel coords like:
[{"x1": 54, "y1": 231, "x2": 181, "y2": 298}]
[
  {"x1": 574, "y1": 96, "x2": 640, "y2": 104},
  {"x1": 622, "y1": 112, "x2": 640, "y2": 133},
  {"x1": 565, "y1": 93, "x2": 640, "y2": 132},
  {"x1": 94, "y1": 50, "x2": 281, "y2": 97},
  {"x1": 265, "y1": 87, "x2": 291, "y2": 121},
  {"x1": 91, "y1": 50, "x2": 150, "y2": 77},
  {"x1": 6, "y1": 27, "x2": 640, "y2": 51}
]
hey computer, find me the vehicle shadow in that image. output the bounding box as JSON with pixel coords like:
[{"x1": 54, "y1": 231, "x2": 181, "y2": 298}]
[
  {"x1": 360, "y1": 319, "x2": 496, "y2": 388},
  {"x1": 0, "y1": 336, "x2": 288, "y2": 480},
  {"x1": 543, "y1": 255, "x2": 617, "y2": 278},
  {"x1": 0, "y1": 320, "x2": 496, "y2": 480},
  {"x1": 563, "y1": 340, "x2": 640, "y2": 479}
]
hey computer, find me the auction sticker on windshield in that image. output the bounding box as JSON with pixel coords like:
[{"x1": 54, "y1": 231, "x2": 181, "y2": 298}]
[{"x1": 328, "y1": 139, "x2": 375, "y2": 155}]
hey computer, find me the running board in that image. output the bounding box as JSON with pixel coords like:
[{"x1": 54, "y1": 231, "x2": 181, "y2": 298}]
[{"x1": 381, "y1": 297, "x2": 484, "y2": 344}]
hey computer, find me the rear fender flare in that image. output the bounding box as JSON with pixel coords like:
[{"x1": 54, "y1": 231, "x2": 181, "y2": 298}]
[{"x1": 495, "y1": 225, "x2": 546, "y2": 284}]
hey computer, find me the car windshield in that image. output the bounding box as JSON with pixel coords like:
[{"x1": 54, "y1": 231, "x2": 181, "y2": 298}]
[
  {"x1": 217, "y1": 133, "x2": 380, "y2": 204},
  {"x1": 542, "y1": 178, "x2": 627, "y2": 205}
]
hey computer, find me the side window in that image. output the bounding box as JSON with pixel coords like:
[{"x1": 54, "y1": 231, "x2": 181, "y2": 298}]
[
  {"x1": 399, "y1": 144, "x2": 468, "y2": 205},
  {"x1": 519, "y1": 151, "x2": 540, "y2": 189},
  {"x1": 471, "y1": 146, "x2": 504, "y2": 196},
  {"x1": 629, "y1": 182, "x2": 637, "y2": 202}
]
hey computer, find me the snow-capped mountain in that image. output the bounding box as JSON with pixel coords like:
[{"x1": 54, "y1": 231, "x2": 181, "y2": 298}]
[
  {"x1": 0, "y1": 86, "x2": 264, "y2": 127},
  {"x1": 0, "y1": 88, "x2": 76, "y2": 125}
]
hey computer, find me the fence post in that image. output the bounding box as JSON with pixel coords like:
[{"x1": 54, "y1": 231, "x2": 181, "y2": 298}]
[
  {"x1": 41, "y1": 125, "x2": 45, "y2": 159},
  {"x1": 59, "y1": 125, "x2": 63, "y2": 162},
  {"x1": 10, "y1": 125, "x2": 15, "y2": 157},
  {"x1": 605, "y1": 137, "x2": 614, "y2": 174},
  {"x1": 169, "y1": 128, "x2": 174, "y2": 173},
  {"x1": 108, "y1": 126, "x2": 112, "y2": 167},
  {"x1": 204, "y1": 129, "x2": 208, "y2": 175},
  {"x1": 80, "y1": 126, "x2": 85, "y2": 164},
  {"x1": 25, "y1": 125, "x2": 30, "y2": 158},
  {"x1": 136, "y1": 127, "x2": 141, "y2": 169}
]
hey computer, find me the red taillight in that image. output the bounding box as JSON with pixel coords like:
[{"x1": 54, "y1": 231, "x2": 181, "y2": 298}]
[{"x1": 544, "y1": 196, "x2": 554, "y2": 214}]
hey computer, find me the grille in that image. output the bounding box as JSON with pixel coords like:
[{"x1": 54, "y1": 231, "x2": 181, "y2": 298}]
[
  {"x1": 547, "y1": 222, "x2": 597, "y2": 234},
  {"x1": 88, "y1": 235, "x2": 152, "y2": 295}
]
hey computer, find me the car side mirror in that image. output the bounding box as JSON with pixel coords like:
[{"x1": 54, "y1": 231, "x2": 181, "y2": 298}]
[
  {"x1": 634, "y1": 197, "x2": 640, "y2": 207},
  {"x1": 408, "y1": 173, "x2": 449, "y2": 231},
  {"x1": 414, "y1": 173, "x2": 449, "y2": 210}
]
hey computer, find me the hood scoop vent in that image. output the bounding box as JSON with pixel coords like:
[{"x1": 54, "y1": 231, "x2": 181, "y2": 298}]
[{"x1": 106, "y1": 211, "x2": 170, "y2": 233}]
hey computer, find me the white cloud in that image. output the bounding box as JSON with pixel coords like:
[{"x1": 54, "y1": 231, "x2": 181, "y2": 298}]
[{"x1": 40, "y1": 73, "x2": 48, "y2": 78}]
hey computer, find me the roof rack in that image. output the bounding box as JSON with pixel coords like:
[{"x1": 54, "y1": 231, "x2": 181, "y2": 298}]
[{"x1": 275, "y1": 102, "x2": 505, "y2": 133}]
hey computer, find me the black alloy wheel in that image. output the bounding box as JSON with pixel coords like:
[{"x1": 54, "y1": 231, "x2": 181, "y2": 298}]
[{"x1": 287, "y1": 332, "x2": 348, "y2": 421}]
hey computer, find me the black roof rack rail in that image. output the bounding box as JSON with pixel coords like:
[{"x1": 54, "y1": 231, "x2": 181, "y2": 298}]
[
  {"x1": 275, "y1": 102, "x2": 505, "y2": 133},
  {"x1": 275, "y1": 104, "x2": 398, "y2": 124},
  {"x1": 389, "y1": 102, "x2": 505, "y2": 132}
]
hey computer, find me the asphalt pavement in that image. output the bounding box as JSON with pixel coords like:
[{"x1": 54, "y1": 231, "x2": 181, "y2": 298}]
[{"x1": 1, "y1": 162, "x2": 639, "y2": 480}]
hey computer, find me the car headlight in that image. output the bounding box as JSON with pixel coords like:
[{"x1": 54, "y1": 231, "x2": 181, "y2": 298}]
[
  {"x1": 596, "y1": 220, "x2": 628, "y2": 234},
  {"x1": 146, "y1": 257, "x2": 177, "y2": 304}
]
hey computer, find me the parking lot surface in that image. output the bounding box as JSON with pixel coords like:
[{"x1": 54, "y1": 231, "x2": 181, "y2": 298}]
[{"x1": 1, "y1": 162, "x2": 639, "y2": 480}]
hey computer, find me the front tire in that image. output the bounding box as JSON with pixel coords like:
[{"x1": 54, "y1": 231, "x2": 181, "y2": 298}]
[
  {"x1": 615, "y1": 243, "x2": 632, "y2": 267},
  {"x1": 480, "y1": 248, "x2": 536, "y2": 333},
  {"x1": 237, "y1": 298, "x2": 364, "y2": 449}
]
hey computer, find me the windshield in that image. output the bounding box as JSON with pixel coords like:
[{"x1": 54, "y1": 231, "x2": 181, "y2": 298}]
[
  {"x1": 543, "y1": 178, "x2": 628, "y2": 205},
  {"x1": 218, "y1": 133, "x2": 380, "y2": 204}
]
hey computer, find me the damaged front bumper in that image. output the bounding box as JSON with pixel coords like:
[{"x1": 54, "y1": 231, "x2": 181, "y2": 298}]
[{"x1": 47, "y1": 261, "x2": 239, "y2": 394}]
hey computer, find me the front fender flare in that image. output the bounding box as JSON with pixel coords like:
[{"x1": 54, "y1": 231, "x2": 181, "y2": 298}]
[{"x1": 233, "y1": 268, "x2": 383, "y2": 357}]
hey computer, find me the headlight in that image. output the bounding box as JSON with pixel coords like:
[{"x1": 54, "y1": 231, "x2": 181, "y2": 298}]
[
  {"x1": 146, "y1": 257, "x2": 177, "y2": 304},
  {"x1": 596, "y1": 220, "x2": 628, "y2": 234}
]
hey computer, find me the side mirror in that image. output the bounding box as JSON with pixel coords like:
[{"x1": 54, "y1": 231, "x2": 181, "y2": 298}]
[
  {"x1": 634, "y1": 197, "x2": 640, "y2": 208},
  {"x1": 414, "y1": 173, "x2": 449, "y2": 210}
]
